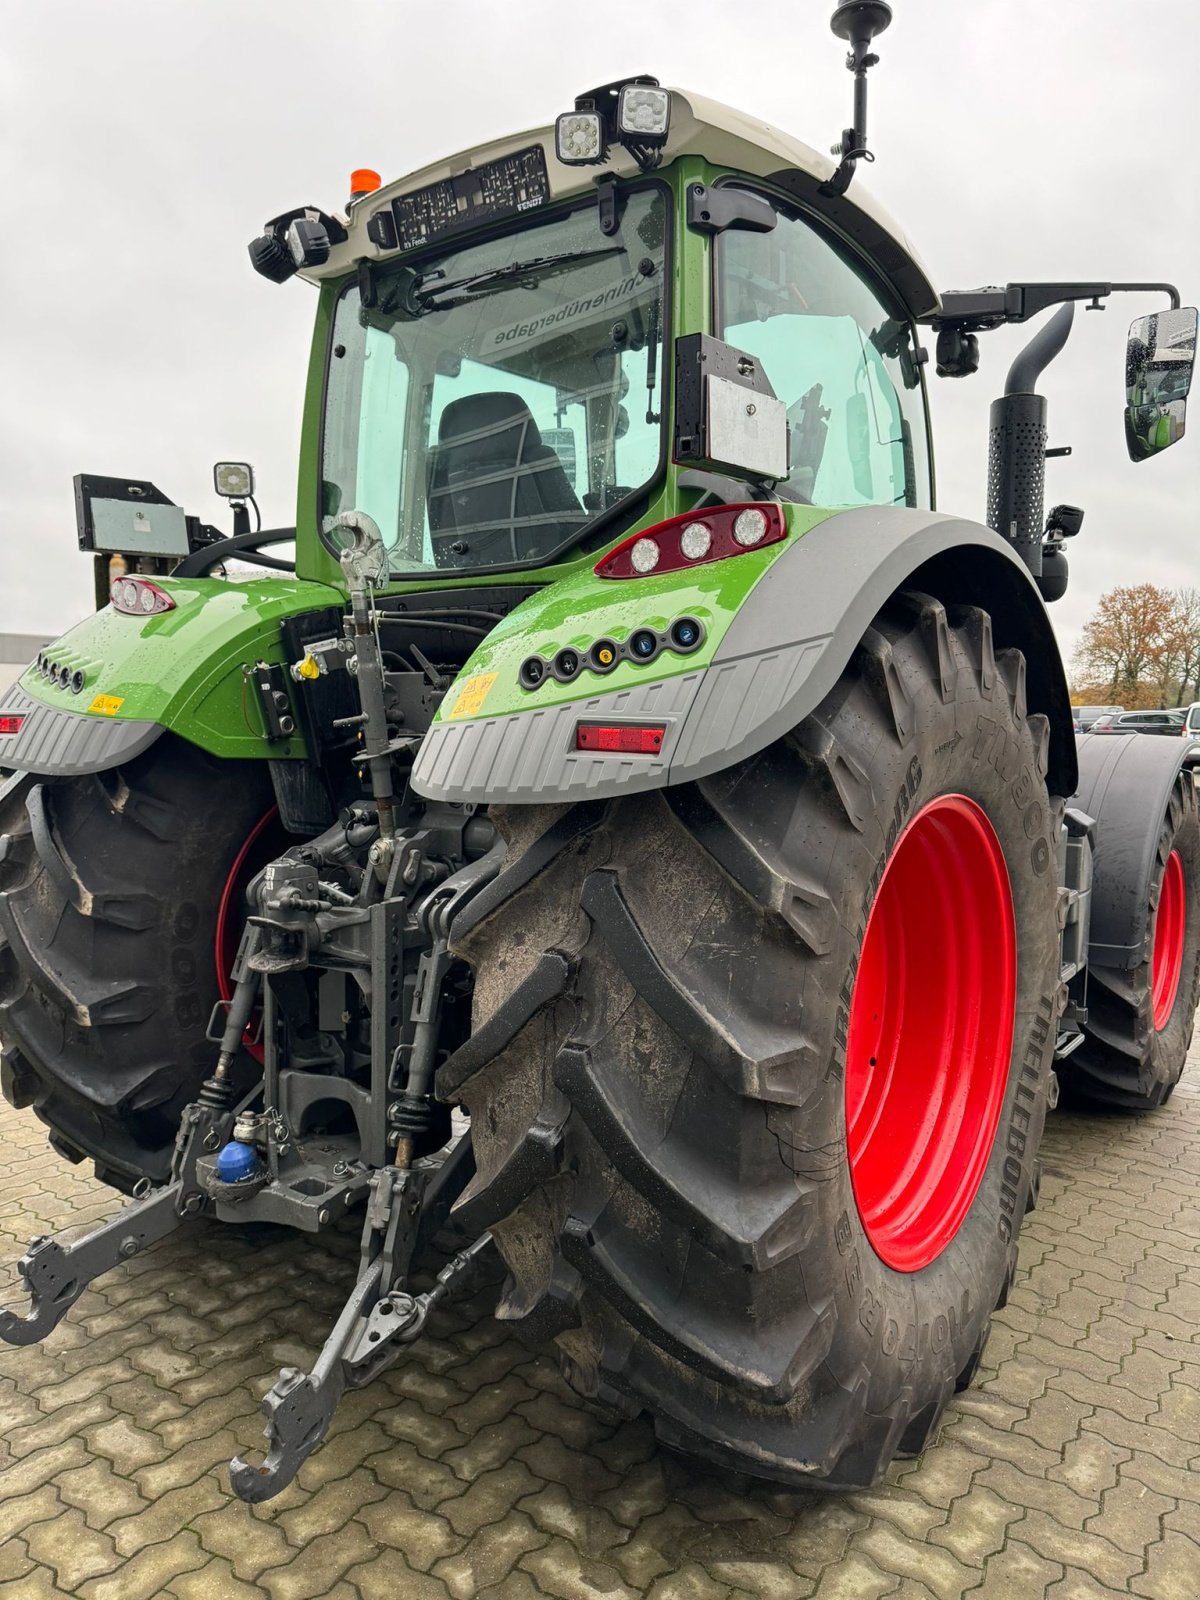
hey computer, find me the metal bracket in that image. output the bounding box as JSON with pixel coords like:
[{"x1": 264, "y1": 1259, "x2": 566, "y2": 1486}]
[
  {"x1": 685, "y1": 182, "x2": 776, "y2": 236},
  {"x1": 0, "y1": 1095, "x2": 232, "y2": 1347},
  {"x1": 595, "y1": 177, "x2": 619, "y2": 238},
  {"x1": 0, "y1": 1184, "x2": 184, "y2": 1345},
  {"x1": 228, "y1": 1209, "x2": 492, "y2": 1503}
]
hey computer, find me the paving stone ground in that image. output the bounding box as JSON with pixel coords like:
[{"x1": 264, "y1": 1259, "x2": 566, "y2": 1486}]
[{"x1": 2, "y1": 1042, "x2": 1199, "y2": 1600}]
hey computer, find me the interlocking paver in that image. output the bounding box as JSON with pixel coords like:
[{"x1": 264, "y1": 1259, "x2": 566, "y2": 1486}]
[
  {"x1": 4, "y1": 1042, "x2": 1200, "y2": 1599},
  {"x1": 975, "y1": 1535, "x2": 1064, "y2": 1597},
  {"x1": 709, "y1": 1560, "x2": 817, "y2": 1599},
  {"x1": 927, "y1": 1485, "x2": 1017, "y2": 1564},
  {"x1": 77, "y1": 1529, "x2": 209, "y2": 1600},
  {"x1": 431, "y1": 1508, "x2": 549, "y2": 1598},
  {"x1": 0, "y1": 1534, "x2": 36, "y2": 1585},
  {"x1": 522, "y1": 1536, "x2": 643, "y2": 1600},
  {"x1": 23, "y1": 1508, "x2": 123, "y2": 1592},
  {"x1": 1131, "y1": 1532, "x2": 1200, "y2": 1600},
  {"x1": 357, "y1": 1490, "x2": 466, "y2": 1569},
  {"x1": 188, "y1": 1504, "x2": 299, "y2": 1582},
  {"x1": 5, "y1": 1395, "x2": 115, "y2": 1461},
  {"x1": 256, "y1": 1521, "x2": 379, "y2": 1600}
]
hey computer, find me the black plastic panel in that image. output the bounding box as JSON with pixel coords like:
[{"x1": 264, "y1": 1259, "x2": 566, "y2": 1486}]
[{"x1": 390, "y1": 147, "x2": 549, "y2": 253}]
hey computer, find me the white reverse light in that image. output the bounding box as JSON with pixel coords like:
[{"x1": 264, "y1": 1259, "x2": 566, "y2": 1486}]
[
  {"x1": 617, "y1": 85, "x2": 671, "y2": 143},
  {"x1": 733, "y1": 508, "x2": 769, "y2": 547},
  {"x1": 555, "y1": 111, "x2": 605, "y2": 165},
  {"x1": 631, "y1": 537, "x2": 661, "y2": 573},
  {"x1": 680, "y1": 521, "x2": 712, "y2": 560}
]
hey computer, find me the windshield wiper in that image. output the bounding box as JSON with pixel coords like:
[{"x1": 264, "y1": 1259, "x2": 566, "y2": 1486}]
[{"x1": 410, "y1": 246, "x2": 627, "y2": 309}]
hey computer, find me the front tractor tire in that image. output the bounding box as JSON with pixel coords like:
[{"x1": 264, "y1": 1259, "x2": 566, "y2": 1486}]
[
  {"x1": 442, "y1": 592, "x2": 1063, "y2": 1489},
  {"x1": 0, "y1": 736, "x2": 278, "y2": 1192}
]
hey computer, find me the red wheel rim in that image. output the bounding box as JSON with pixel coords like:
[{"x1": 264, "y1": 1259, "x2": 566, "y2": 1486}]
[
  {"x1": 1151, "y1": 849, "x2": 1186, "y2": 1030},
  {"x1": 215, "y1": 807, "x2": 283, "y2": 1063},
  {"x1": 845, "y1": 795, "x2": 1017, "y2": 1273}
]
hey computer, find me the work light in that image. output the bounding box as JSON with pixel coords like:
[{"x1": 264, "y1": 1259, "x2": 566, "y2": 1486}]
[
  {"x1": 213, "y1": 462, "x2": 255, "y2": 499},
  {"x1": 617, "y1": 85, "x2": 671, "y2": 144},
  {"x1": 555, "y1": 111, "x2": 606, "y2": 165}
]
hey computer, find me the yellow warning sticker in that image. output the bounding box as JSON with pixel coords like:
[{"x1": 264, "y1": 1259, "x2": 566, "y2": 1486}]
[
  {"x1": 88, "y1": 694, "x2": 125, "y2": 716},
  {"x1": 447, "y1": 672, "x2": 498, "y2": 720}
]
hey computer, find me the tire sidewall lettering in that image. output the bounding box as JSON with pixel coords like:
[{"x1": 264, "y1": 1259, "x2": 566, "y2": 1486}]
[
  {"x1": 803, "y1": 616, "x2": 1060, "y2": 1403},
  {"x1": 171, "y1": 899, "x2": 203, "y2": 1033}
]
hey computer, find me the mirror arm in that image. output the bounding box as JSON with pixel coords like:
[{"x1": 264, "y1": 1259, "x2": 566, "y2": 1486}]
[{"x1": 1110, "y1": 282, "x2": 1181, "y2": 311}]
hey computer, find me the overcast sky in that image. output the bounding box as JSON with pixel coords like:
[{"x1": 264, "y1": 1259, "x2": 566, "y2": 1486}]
[{"x1": 2, "y1": 0, "x2": 1196, "y2": 667}]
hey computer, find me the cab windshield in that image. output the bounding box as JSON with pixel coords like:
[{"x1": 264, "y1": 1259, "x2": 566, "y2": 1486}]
[{"x1": 321, "y1": 185, "x2": 669, "y2": 576}]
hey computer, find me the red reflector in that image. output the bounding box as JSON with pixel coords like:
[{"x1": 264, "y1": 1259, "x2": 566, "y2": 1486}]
[
  {"x1": 575, "y1": 723, "x2": 665, "y2": 754},
  {"x1": 0, "y1": 714, "x2": 25, "y2": 736}
]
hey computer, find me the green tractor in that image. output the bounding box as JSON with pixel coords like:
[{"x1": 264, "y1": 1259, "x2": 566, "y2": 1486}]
[{"x1": 2, "y1": 3, "x2": 1198, "y2": 1496}]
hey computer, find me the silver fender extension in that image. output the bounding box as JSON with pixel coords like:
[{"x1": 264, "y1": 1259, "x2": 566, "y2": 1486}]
[
  {"x1": 0, "y1": 683, "x2": 162, "y2": 777},
  {"x1": 411, "y1": 508, "x2": 1078, "y2": 806}
]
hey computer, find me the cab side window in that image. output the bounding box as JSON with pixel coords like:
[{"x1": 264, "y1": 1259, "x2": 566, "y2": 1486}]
[{"x1": 717, "y1": 188, "x2": 932, "y2": 510}]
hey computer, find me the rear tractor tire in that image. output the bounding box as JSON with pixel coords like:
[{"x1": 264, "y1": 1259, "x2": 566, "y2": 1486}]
[
  {"x1": 0, "y1": 735, "x2": 280, "y2": 1192},
  {"x1": 440, "y1": 592, "x2": 1064, "y2": 1489}
]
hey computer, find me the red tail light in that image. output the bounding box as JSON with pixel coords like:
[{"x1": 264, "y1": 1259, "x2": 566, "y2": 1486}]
[
  {"x1": 110, "y1": 578, "x2": 176, "y2": 616},
  {"x1": 594, "y1": 503, "x2": 786, "y2": 579},
  {"x1": 0, "y1": 714, "x2": 25, "y2": 736},
  {"x1": 575, "y1": 723, "x2": 665, "y2": 754}
]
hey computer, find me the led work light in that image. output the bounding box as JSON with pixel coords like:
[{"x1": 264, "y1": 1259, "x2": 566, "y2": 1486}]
[
  {"x1": 555, "y1": 111, "x2": 606, "y2": 165},
  {"x1": 213, "y1": 462, "x2": 255, "y2": 499},
  {"x1": 555, "y1": 77, "x2": 673, "y2": 171},
  {"x1": 617, "y1": 85, "x2": 671, "y2": 144}
]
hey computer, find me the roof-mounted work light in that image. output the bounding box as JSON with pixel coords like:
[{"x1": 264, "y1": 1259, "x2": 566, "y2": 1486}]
[
  {"x1": 617, "y1": 84, "x2": 671, "y2": 145},
  {"x1": 248, "y1": 206, "x2": 347, "y2": 285},
  {"x1": 555, "y1": 76, "x2": 672, "y2": 172},
  {"x1": 555, "y1": 111, "x2": 606, "y2": 165}
]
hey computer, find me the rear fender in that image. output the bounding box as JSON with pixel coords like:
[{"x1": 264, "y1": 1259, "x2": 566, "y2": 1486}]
[
  {"x1": 411, "y1": 508, "x2": 1078, "y2": 803},
  {"x1": 1074, "y1": 732, "x2": 1200, "y2": 968},
  {"x1": 0, "y1": 576, "x2": 341, "y2": 778}
]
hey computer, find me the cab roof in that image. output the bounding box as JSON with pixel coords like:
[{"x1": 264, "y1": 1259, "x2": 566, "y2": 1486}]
[{"x1": 304, "y1": 88, "x2": 941, "y2": 320}]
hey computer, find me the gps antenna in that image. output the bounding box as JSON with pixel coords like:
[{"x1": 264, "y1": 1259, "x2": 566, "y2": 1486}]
[{"x1": 823, "y1": 1, "x2": 893, "y2": 197}]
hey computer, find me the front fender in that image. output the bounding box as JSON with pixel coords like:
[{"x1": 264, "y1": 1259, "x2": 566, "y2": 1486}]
[
  {"x1": 411, "y1": 508, "x2": 1077, "y2": 804},
  {"x1": 0, "y1": 575, "x2": 342, "y2": 777}
]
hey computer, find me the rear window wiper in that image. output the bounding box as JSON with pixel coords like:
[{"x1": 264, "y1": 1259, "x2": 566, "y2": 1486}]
[{"x1": 410, "y1": 246, "x2": 627, "y2": 309}]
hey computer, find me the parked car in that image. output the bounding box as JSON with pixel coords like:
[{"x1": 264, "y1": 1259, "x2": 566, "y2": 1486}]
[
  {"x1": 1090, "y1": 710, "x2": 1186, "y2": 735},
  {"x1": 1073, "y1": 704, "x2": 1124, "y2": 732},
  {"x1": 1181, "y1": 702, "x2": 1200, "y2": 738}
]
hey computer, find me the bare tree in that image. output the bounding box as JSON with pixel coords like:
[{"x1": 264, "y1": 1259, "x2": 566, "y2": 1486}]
[{"x1": 1170, "y1": 587, "x2": 1200, "y2": 705}]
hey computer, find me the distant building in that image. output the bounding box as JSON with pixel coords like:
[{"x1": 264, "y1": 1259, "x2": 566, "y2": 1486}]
[
  {"x1": 0, "y1": 633, "x2": 50, "y2": 696},
  {"x1": 0, "y1": 633, "x2": 50, "y2": 664}
]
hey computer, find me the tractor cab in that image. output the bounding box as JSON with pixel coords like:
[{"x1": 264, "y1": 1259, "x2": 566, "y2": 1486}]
[{"x1": 270, "y1": 83, "x2": 941, "y2": 593}]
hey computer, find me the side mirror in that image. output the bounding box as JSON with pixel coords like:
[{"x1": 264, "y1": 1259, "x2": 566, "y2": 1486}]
[
  {"x1": 1125, "y1": 306, "x2": 1197, "y2": 461},
  {"x1": 542, "y1": 426, "x2": 579, "y2": 486}
]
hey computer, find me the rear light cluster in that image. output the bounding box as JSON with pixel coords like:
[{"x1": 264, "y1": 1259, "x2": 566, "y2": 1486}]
[
  {"x1": 595, "y1": 503, "x2": 786, "y2": 579},
  {"x1": 520, "y1": 616, "x2": 704, "y2": 690},
  {"x1": 110, "y1": 578, "x2": 176, "y2": 616},
  {"x1": 0, "y1": 713, "x2": 25, "y2": 736},
  {"x1": 575, "y1": 723, "x2": 665, "y2": 754},
  {"x1": 34, "y1": 652, "x2": 86, "y2": 695}
]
